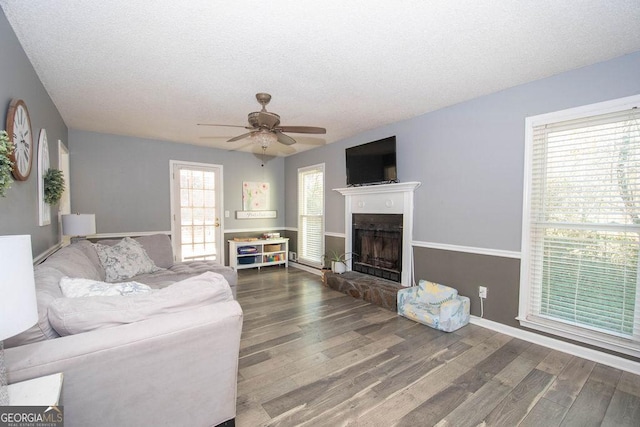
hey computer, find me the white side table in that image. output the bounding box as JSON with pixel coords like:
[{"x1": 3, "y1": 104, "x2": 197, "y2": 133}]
[{"x1": 8, "y1": 373, "x2": 63, "y2": 406}]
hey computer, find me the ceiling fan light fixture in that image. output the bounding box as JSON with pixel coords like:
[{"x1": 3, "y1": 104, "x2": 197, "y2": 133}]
[{"x1": 252, "y1": 129, "x2": 277, "y2": 148}]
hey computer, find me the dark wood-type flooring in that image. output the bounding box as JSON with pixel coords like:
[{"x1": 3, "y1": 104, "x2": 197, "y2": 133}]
[{"x1": 235, "y1": 267, "x2": 640, "y2": 426}]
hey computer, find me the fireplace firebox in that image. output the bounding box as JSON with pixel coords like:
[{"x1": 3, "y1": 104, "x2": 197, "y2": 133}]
[{"x1": 352, "y1": 214, "x2": 403, "y2": 282}]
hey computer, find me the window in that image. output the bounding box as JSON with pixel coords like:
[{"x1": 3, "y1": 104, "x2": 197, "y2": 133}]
[
  {"x1": 298, "y1": 164, "x2": 325, "y2": 267},
  {"x1": 520, "y1": 95, "x2": 640, "y2": 356}
]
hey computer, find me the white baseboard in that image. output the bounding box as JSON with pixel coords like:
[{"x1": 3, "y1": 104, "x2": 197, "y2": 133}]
[
  {"x1": 289, "y1": 262, "x2": 323, "y2": 276},
  {"x1": 470, "y1": 316, "x2": 640, "y2": 375},
  {"x1": 325, "y1": 231, "x2": 346, "y2": 239}
]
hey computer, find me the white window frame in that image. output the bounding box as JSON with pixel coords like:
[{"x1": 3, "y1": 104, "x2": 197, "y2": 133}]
[
  {"x1": 519, "y1": 94, "x2": 640, "y2": 357},
  {"x1": 297, "y1": 163, "x2": 325, "y2": 268}
]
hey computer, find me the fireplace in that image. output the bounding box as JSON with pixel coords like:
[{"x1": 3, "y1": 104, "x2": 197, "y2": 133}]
[
  {"x1": 335, "y1": 181, "x2": 421, "y2": 287},
  {"x1": 352, "y1": 214, "x2": 403, "y2": 282}
]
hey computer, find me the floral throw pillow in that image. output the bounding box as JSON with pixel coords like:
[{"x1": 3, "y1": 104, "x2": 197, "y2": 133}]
[
  {"x1": 95, "y1": 237, "x2": 161, "y2": 282},
  {"x1": 59, "y1": 276, "x2": 152, "y2": 297}
]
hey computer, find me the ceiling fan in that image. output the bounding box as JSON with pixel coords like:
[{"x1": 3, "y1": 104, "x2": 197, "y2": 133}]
[{"x1": 198, "y1": 93, "x2": 326, "y2": 148}]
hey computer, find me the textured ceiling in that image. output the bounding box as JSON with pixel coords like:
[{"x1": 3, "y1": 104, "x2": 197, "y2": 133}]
[{"x1": 2, "y1": 1, "x2": 640, "y2": 156}]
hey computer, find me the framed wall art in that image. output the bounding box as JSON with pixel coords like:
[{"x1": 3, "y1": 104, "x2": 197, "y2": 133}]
[
  {"x1": 242, "y1": 181, "x2": 270, "y2": 210},
  {"x1": 237, "y1": 181, "x2": 276, "y2": 219}
]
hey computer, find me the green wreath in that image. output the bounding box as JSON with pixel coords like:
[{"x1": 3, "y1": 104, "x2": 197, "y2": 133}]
[
  {"x1": 0, "y1": 130, "x2": 14, "y2": 198},
  {"x1": 44, "y1": 168, "x2": 65, "y2": 205}
]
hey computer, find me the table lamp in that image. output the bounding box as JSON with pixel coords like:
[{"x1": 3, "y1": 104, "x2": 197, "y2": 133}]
[
  {"x1": 61, "y1": 213, "x2": 96, "y2": 243},
  {"x1": 0, "y1": 235, "x2": 38, "y2": 405}
]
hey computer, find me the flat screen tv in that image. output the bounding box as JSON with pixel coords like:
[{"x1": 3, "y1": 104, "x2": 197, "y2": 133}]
[{"x1": 346, "y1": 136, "x2": 397, "y2": 186}]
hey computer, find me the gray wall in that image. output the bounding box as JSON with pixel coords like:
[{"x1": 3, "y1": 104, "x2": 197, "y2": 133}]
[
  {"x1": 405, "y1": 52, "x2": 640, "y2": 250},
  {"x1": 414, "y1": 247, "x2": 521, "y2": 326},
  {"x1": 284, "y1": 51, "x2": 640, "y2": 339},
  {"x1": 286, "y1": 51, "x2": 640, "y2": 250},
  {"x1": 68, "y1": 129, "x2": 285, "y2": 235},
  {"x1": 0, "y1": 9, "x2": 68, "y2": 256}
]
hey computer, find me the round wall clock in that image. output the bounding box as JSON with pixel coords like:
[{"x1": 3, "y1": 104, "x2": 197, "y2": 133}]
[{"x1": 6, "y1": 99, "x2": 33, "y2": 181}]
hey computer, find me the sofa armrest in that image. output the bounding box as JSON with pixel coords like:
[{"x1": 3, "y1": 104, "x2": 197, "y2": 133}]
[
  {"x1": 5, "y1": 301, "x2": 243, "y2": 427},
  {"x1": 397, "y1": 286, "x2": 419, "y2": 308},
  {"x1": 439, "y1": 298, "x2": 462, "y2": 320},
  {"x1": 397, "y1": 286, "x2": 419, "y2": 297},
  {"x1": 438, "y1": 296, "x2": 471, "y2": 332}
]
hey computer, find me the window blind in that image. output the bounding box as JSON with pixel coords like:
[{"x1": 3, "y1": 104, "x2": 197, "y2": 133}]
[
  {"x1": 522, "y1": 103, "x2": 640, "y2": 355},
  {"x1": 298, "y1": 164, "x2": 325, "y2": 266}
]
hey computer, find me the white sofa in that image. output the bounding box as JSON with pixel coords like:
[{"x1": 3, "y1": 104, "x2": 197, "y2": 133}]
[{"x1": 4, "y1": 236, "x2": 242, "y2": 427}]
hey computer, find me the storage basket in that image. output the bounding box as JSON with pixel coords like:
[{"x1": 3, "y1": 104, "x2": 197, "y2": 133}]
[
  {"x1": 264, "y1": 244, "x2": 280, "y2": 253},
  {"x1": 238, "y1": 256, "x2": 257, "y2": 264}
]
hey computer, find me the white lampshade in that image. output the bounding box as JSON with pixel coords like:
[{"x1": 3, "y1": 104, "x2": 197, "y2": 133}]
[
  {"x1": 61, "y1": 213, "x2": 96, "y2": 237},
  {"x1": 0, "y1": 235, "x2": 37, "y2": 405},
  {"x1": 0, "y1": 235, "x2": 37, "y2": 341}
]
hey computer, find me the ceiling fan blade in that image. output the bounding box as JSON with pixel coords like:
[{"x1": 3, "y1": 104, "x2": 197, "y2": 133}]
[
  {"x1": 229, "y1": 141, "x2": 254, "y2": 152},
  {"x1": 197, "y1": 123, "x2": 250, "y2": 129},
  {"x1": 277, "y1": 126, "x2": 326, "y2": 134},
  {"x1": 227, "y1": 132, "x2": 254, "y2": 142},
  {"x1": 275, "y1": 131, "x2": 297, "y2": 145}
]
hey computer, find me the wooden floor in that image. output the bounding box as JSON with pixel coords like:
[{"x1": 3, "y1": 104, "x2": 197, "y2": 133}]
[{"x1": 235, "y1": 267, "x2": 640, "y2": 427}]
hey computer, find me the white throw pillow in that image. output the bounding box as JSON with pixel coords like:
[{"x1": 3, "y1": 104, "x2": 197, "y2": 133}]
[
  {"x1": 59, "y1": 276, "x2": 152, "y2": 298},
  {"x1": 48, "y1": 272, "x2": 233, "y2": 336},
  {"x1": 94, "y1": 237, "x2": 161, "y2": 282}
]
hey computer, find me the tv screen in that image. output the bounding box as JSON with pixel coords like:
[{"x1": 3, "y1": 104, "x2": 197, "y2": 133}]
[{"x1": 346, "y1": 136, "x2": 397, "y2": 186}]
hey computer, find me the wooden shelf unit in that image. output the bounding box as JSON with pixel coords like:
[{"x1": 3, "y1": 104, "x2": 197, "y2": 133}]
[{"x1": 229, "y1": 238, "x2": 289, "y2": 270}]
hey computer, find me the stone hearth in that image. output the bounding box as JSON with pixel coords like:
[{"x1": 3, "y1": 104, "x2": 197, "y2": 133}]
[{"x1": 323, "y1": 271, "x2": 403, "y2": 311}]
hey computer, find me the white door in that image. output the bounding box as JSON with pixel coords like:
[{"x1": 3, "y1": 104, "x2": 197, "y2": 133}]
[{"x1": 170, "y1": 161, "x2": 223, "y2": 263}]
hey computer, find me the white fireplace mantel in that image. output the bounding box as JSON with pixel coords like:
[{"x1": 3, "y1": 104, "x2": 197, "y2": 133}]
[{"x1": 334, "y1": 181, "x2": 421, "y2": 287}]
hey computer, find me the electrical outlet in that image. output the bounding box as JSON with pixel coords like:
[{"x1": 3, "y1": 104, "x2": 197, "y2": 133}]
[
  {"x1": 479, "y1": 286, "x2": 487, "y2": 299},
  {"x1": 289, "y1": 251, "x2": 297, "y2": 262}
]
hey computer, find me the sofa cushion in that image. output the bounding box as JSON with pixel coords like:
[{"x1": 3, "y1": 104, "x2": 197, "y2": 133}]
[
  {"x1": 134, "y1": 234, "x2": 174, "y2": 268},
  {"x1": 3, "y1": 241, "x2": 105, "y2": 348},
  {"x1": 95, "y1": 237, "x2": 162, "y2": 282},
  {"x1": 417, "y1": 280, "x2": 458, "y2": 305},
  {"x1": 48, "y1": 272, "x2": 233, "y2": 336},
  {"x1": 131, "y1": 260, "x2": 238, "y2": 298},
  {"x1": 168, "y1": 260, "x2": 238, "y2": 288},
  {"x1": 59, "y1": 276, "x2": 152, "y2": 297},
  {"x1": 45, "y1": 240, "x2": 105, "y2": 281},
  {"x1": 97, "y1": 234, "x2": 174, "y2": 269}
]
